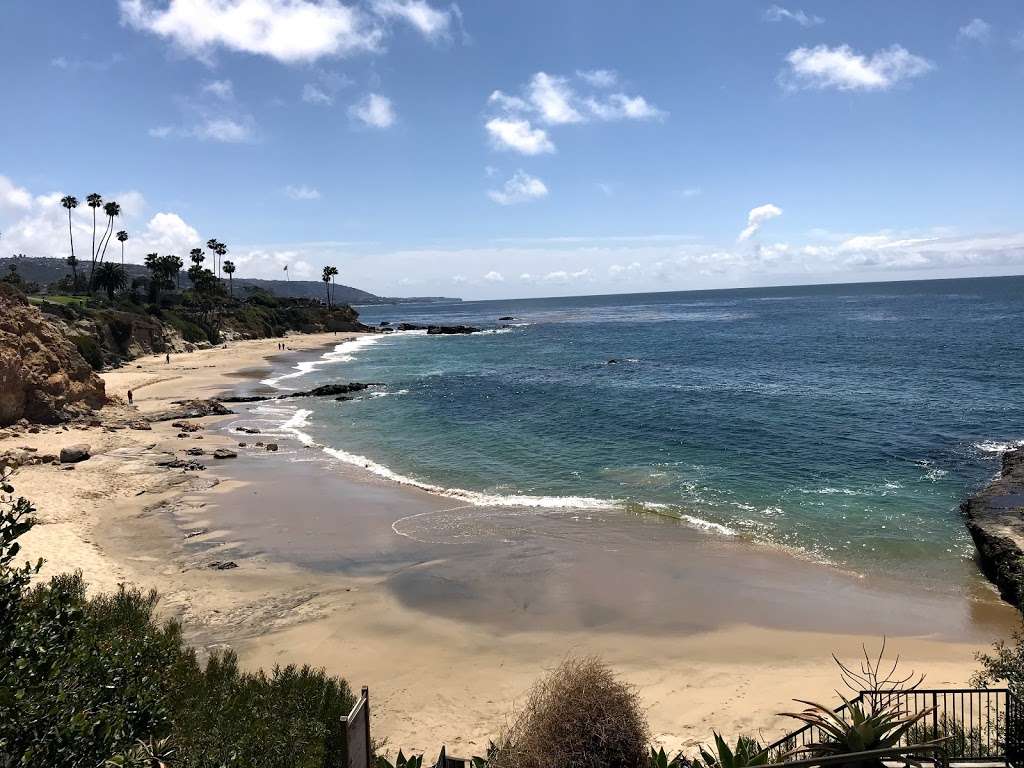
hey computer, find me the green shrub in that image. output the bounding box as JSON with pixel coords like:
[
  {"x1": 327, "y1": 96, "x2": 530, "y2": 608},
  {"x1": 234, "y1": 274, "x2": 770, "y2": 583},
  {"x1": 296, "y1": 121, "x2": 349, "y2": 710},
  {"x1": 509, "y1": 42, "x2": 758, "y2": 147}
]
[
  {"x1": 0, "y1": 472, "x2": 355, "y2": 768},
  {"x1": 71, "y1": 334, "x2": 104, "y2": 370}
]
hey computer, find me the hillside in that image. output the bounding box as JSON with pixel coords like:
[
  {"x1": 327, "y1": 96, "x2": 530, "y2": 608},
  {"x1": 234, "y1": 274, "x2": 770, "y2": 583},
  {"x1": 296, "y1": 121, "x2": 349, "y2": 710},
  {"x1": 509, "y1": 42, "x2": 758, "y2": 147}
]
[{"x1": 0, "y1": 256, "x2": 459, "y2": 305}]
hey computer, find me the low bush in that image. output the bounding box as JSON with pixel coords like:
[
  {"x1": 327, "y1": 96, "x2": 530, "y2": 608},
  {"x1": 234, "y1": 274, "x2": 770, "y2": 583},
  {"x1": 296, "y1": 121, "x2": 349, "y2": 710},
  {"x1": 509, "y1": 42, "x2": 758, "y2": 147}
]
[
  {"x1": 488, "y1": 656, "x2": 650, "y2": 768},
  {"x1": 71, "y1": 333, "x2": 104, "y2": 370},
  {"x1": 0, "y1": 469, "x2": 354, "y2": 767}
]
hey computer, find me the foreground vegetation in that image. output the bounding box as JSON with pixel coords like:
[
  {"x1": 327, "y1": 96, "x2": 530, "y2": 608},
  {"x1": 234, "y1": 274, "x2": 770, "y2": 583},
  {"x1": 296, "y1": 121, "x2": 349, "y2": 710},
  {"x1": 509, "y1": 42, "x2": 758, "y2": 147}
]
[{"x1": 0, "y1": 470, "x2": 354, "y2": 767}]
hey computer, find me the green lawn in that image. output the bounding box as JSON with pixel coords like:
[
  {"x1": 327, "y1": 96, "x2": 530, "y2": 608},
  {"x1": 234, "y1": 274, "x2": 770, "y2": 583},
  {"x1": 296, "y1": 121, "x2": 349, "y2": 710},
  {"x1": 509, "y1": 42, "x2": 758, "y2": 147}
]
[{"x1": 29, "y1": 294, "x2": 90, "y2": 307}]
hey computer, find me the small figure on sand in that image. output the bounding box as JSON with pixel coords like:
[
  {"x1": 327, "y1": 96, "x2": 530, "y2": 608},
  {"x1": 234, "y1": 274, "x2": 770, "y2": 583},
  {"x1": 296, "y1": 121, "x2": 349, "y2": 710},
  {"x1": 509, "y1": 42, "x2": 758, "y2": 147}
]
[
  {"x1": 127, "y1": 389, "x2": 133, "y2": 405},
  {"x1": 165, "y1": 353, "x2": 170, "y2": 364}
]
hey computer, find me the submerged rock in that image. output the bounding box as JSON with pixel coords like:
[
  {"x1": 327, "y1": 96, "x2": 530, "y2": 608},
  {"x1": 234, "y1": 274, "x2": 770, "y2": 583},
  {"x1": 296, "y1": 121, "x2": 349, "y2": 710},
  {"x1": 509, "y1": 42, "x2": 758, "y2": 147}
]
[
  {"x1": 426, "y1": 325, "x2": 481, "y2": 335},
  {"x1": 962, "y1": 448, "x2": 1024, "y2": 607}
]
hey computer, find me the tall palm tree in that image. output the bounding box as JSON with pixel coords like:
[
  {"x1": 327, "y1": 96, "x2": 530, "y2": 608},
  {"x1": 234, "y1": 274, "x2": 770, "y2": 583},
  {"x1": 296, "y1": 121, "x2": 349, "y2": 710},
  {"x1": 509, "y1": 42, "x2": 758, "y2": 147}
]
[
  {"x1": 321, "y1": 265, "x2": 338, "y2": 308},
  {"x1": 167, "y1": 254, "x2": 184, "y2": 289},
  {"x1": 116, "y1": 230, "x2": 128, "y2": 265},
  {"x1": 206, "y1": 239, "x2": 221, "y2": 277},
  {"x1": 86, "y1": 193, "x2": 102, "y2": 287},
  {"x1": 222, "y1": 260, "x2": 236, "y2": 296},
  {"x1": 215, "y1": 241, "x2": 228, "y2": 279},
  {"x1": 60, "y1": 195, "x2": 79, "y2": 292},
  {"x1": 94, "y1": 262, "x2": 127, "y2": 301},
  {"x1": 97, "y1": 201, "x2": 121, "y2": 265}
]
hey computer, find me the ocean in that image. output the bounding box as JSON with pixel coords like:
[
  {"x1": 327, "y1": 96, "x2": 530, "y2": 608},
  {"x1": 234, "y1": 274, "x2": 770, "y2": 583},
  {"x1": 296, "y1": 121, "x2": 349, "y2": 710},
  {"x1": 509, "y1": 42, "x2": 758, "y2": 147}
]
[{"x1": 250, "y1": 276, "x2": 1024, "y2": 586}]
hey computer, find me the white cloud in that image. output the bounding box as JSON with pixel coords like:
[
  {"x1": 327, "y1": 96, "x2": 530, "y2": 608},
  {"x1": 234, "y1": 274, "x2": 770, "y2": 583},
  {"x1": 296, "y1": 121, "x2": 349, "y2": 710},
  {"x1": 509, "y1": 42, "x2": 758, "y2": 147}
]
[
  {"x1": 0, "y1": 176, "x2": 33, "y2": 213},
  {"x1": 739, "y1": 203, "x2": 783, "y2": 241},
  {"x1": 196, "y1": 117, "x2": 254, "y2": 142},
  {"x1": 487, "y1": 170, "x2": 548, "y2": 206},
  {"x1": 584, "y1": 93, "x2": 664, "y2": 121},
  {"x1": 201, "y1": 79, "x2": 234, "y2": 99},
  {"x1": 542, "y1": 268, "x2": 592, "y2": 283},
  {"x1": 119, "y1": 0, "x2": 384, "y2": 63},
  {"x1": 763, "y1": 5, "x2": 823, "y2": 27},
  {"x1": 370, "y1": 0, "x2": 451, "y2": 40},
  {"x1": 958, "y1": 18, "x2": 991, "y2": 44},
  {"x1": 285, "y1": 184, "x2": 321, "y2": 200},
  {"x1": 782, "y1": 44, "x2": 932, "y2": 91},
  {"x1": 577, "y1": 69, "x2": 618, "y2": 88},
  {"x1": 528, "y1": 72, "x2": 584, "y2": 124},
  {"x1": 681, "y1": 187, "x2": 702, "y2": 198},
  {"x1": 143, "y1": 212, "x2": 202, "y2": 250},
  {"x1": 148, "y1": 125, "x2": 175, "y2": 139},
  {"x1": 1013, "y1": 30, "x2": 1024, "y2": 50},
  {"x1": 349, "y1": 93, "x2": 396, "y2": 128},
  {"x1": 302, "y1": 83, "x2": 334, "y2": 105},
  {"x1": 483, "y1": 270, "x2": 504, "y2": 282},
  {"x1": 485, "y1": 118, "x2": 555, "y2": 155}
]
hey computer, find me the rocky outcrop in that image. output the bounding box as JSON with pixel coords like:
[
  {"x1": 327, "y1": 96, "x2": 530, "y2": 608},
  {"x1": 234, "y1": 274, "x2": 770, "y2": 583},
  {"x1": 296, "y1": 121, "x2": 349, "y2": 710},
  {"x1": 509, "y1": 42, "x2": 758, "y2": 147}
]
[
  {"x1": 59, "y1": 444, "x2": 91, "y2": 464},
  {"x1": 962, "y1": 448, "x2": 1024, "y2": 607},
  {"x1": 0, "y1": 285, "x2": 106, "y2": 426},
  {"x1": 148, "y1": 399, "x2": 234, "y2": 422},
  {"x1": 395, "y1": 323, "x2": 482, "y2": 334}
]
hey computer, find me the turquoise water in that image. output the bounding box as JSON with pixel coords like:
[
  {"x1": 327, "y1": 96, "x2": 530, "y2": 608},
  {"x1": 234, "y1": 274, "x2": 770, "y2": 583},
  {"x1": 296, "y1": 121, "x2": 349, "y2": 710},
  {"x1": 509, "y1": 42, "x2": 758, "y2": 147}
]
[{"x1": 259, "y1": 277, "x2": 1024, "y2": 581}]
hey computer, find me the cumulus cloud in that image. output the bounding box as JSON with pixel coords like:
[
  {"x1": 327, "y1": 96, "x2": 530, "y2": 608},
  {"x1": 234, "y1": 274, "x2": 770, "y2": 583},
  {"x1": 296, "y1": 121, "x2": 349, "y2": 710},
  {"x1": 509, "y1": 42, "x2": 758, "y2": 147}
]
[
  {"x1": 739, "y1": 203, "x2": 783, "y2": 241},
  {"x1": 0, "y1": 176, "x2": 33, "y2": 213},
  {"x1": 119, "y1": 0, "x2": 385, "y2": 63},
  {"x1": 285, "y1": 184, "x2": 321, "y2": 200},
  {"x1": 485, "y1": 69, "x2": 663, "y2": 154},
  {"x1": 485, "y1": 118, "x2": 555, "y2": 155},
  {"x1": 782, "y1": 44, "x2": 932, "y2": 91},
  {"x1": 370, "y1": 0, "x2": 451, "y2": 40},
  {"x1": 958, "y1": 18, "x2": 991, "y2": 44},
  {"x1": 763, "y1": 5, "x2": 823, "y2": 27},
  {"x1": 349, "y1": 93, "x2": 396, "y2": 128},
  {"x1": 483, "y1": 270, "x2": 504, "y2": 282},
  {"x1": 149, "y1": 81, "x2": 258, "y2": 142},
  {"x1": 487, "y1": 170, "x2": 548, "y2": 205}
]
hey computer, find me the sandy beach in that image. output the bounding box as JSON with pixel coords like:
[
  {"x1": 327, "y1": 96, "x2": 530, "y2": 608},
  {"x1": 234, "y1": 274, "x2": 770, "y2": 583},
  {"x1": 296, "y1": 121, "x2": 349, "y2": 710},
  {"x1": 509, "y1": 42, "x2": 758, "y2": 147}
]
[{"x1": 3, "y1": 331, "x2": 1020, "y2": 758}]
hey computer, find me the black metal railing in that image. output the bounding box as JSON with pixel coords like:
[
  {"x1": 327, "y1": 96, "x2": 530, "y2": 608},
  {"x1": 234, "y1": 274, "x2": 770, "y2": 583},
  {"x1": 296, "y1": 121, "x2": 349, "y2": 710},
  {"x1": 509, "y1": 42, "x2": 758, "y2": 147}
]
[{"x1": 767, "y1": 688, "x2": 1024, "y2": 767}]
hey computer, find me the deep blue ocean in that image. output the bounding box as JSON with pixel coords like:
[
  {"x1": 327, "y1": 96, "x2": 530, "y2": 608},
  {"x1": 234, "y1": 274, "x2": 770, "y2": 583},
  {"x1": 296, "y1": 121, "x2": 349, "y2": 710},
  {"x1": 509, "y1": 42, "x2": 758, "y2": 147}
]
[{"x1": 258, "y1": 276, "x2": 1024, "y2": 582}]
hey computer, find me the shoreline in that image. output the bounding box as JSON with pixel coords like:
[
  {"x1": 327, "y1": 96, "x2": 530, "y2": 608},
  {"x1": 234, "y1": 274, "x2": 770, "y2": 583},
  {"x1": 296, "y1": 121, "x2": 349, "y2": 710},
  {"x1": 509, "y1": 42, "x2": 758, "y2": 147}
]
[{"x1": 3, "y1": 331, "x2": 1020, "y2": 756}]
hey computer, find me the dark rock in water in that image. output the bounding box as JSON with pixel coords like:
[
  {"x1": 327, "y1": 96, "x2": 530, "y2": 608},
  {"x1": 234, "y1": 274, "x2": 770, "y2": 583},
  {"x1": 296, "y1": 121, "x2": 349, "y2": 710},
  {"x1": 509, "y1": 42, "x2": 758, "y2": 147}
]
[
  {"x1": 217, "y1": 395, "x2": 272, "y2": 403},
  {"x1": 963, "y1": 448, "x2": 1024, "y2": 607},
  {"x1": 213, "y1": 448, "x2": 237, "y2": 459},
  {"x1": 208, "y1": 561, "x2": 238, "y2": 570},
  {"x1": 59, "y1": 444, "x2": 91, "y2": 463},
  {"x1": 379, "y1": 321, "x2": 391, "y2": 326},
  {"x1": 498, "y1": 316, "x2": 515, "y2": 321},
  {"x1": 607, "y1": 359, "x2": 619, "y2": 365},
  {"x1": 236, "y1": 426, "x2": 262, "y2": 434},
  {"x1": 288, "y1": 382, "x2": 379, "y2": 398},
  {"x1": 149, "y1": 399, "x2": 233, "y2": 422},
  {"x1": 184, "y1": 528, "x2": 207, "y2": 539},
  {"x1": 426, "y1": 325, "x2": 481, "y2": 335},
  {"x1": 238, "y1": 442, "x2": 247, "y2": 447},
  {"x1": 265, "y1": 443, "x2": 278, "y2": 452},
  {"x1": 396, "y1": 323, "x2": 426, "y2": 331},
  {"x1": 186, "y1": 447, "x2": 205, "y2": 456}
]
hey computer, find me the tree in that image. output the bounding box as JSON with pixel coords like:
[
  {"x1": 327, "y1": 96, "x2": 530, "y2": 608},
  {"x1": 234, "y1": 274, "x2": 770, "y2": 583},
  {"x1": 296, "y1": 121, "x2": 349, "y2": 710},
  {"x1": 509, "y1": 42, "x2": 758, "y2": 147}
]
[
  {"x1": 86, "y1": 193, "x2": 102, "y2": 287},
  {"x1": 206, "y1": 238, "x2": 228, "y2": 279},
  {"x1": 97, "y1": 200, "x2": 120, "y2": 266},
  {"x1": 321, "y1": 266, "x2": 338, "y2": 308},
  {"x1": 93, "y1": 262, "x2": 127, "y2": 301},
  {"x1": 222, "y1": 259, "x2": 236, "y2": 296},
  {"x1": 60, "y1": 195, "x2": 79, "y2": 291},
  {"x1": 167, "y1": 254, "x2": 183, "y2": 289},
  {"x1": 116, "y1": 230, "x2": 128, "y2": 265}
]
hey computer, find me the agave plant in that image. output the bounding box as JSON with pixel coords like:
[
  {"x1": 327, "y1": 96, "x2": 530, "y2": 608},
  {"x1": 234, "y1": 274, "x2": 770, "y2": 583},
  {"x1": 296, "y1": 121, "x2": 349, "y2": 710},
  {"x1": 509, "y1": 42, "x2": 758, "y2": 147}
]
[
  {"x1": 375, "y1": 750, "x2": 424, "y2": 768},
  {"x1": 694, "y1": 733, "x2": 770, "y2": 768},
  {"x1": 651, "y1": 745, "x2": 692, "y2": 768}
]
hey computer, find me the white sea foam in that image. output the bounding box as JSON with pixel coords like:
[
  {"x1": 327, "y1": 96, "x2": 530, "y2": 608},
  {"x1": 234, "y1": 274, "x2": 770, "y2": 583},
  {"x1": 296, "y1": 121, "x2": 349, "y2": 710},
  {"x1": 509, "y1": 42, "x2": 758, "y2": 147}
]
[
  {"x1": 974, "y1": 440, "x2": 1024, "y2": 454},
  {"x1": 261, "y1": 331, "x2": 425, "y2": 388},
  {"x1": 274, "y1": 409, "x2": 738, "y2": 535}
]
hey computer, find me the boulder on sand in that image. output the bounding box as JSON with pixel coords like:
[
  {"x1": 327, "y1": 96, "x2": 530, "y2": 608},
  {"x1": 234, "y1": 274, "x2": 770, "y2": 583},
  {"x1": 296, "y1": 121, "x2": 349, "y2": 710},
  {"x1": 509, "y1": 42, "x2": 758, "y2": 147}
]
[
  {"x1": 213, "y1": 448, "x2": 237, "y2": 459},
  {"x1": 59, "y1": 444, "x2": 91, "y2": 464}
]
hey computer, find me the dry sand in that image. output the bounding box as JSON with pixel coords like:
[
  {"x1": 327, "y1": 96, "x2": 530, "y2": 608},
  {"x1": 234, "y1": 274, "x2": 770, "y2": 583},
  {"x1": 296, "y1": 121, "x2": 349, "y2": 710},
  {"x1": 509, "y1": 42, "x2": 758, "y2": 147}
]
[{"x1": 2, "y1": 331, "x2": 1020, "y2": 758}]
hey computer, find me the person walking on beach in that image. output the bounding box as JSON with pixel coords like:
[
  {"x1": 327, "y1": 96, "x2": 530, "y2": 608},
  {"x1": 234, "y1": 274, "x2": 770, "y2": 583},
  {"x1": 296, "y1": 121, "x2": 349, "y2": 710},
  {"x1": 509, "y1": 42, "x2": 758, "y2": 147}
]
[
  {"x1": 166, "y1": 353, "x2": 170, "y2": 364},
  {"x1": 127, "y1": 389, "x2": 133, "y2": 405}
]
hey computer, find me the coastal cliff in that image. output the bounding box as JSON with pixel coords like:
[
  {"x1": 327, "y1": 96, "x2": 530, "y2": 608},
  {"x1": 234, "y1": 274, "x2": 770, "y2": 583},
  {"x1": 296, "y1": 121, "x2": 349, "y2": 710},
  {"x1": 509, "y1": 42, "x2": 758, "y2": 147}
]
[
  {"x1": 0, "y1": 284, "x2": 106, "y2": 426},
  {"x1": 962, "y1": 448, "x2": 1024, "y2": 608}
]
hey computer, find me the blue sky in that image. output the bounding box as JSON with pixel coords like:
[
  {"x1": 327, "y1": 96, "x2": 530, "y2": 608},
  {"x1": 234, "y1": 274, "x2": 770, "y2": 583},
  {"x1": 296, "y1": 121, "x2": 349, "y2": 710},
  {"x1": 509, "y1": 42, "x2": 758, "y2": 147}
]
[{"x1": 1, "y1": 0, "x2": 1022, "y2": 299}]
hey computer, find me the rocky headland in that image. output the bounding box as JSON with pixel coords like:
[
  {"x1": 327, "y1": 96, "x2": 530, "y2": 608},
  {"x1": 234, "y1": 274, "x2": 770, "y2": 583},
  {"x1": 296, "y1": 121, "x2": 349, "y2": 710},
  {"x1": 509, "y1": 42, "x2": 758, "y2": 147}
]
[{"x1": 962, "y1": 447, "x2": 1024, "y2": 608}]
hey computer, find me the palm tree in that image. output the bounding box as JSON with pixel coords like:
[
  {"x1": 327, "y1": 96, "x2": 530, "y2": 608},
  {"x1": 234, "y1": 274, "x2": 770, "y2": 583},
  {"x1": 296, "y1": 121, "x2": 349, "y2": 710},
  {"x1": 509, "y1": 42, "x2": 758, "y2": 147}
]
[
  {"x1": 222, "y1": 260, "x2": 236, "y2": 296},
  {"x1": 60, "y1": 195, "x2": 79, "y2": 291},
  {"x1": 206, "y1": 239, "x2": 223, "y2": 277},
  {"x1": 86, "y1": 193, "x2": 102, "y2": 287},
  {"x1": 321, "y1": 265, "x2": 338, "y2": 308},
  {"x1": 116, "y1": 230, "x2": 128, "y2": 265},
  {"x1": 167, "y1": 254, "x2": 183, "y2": 289},
  {"x1": 215, "y1": 241, "x2": 228, "y2": 279},
  {"x1": 94, "y1": 262, "x2": 127, "y2": 301},
  {"x1": 97, "y1": 201, "x2": 121, "y2": 265}
]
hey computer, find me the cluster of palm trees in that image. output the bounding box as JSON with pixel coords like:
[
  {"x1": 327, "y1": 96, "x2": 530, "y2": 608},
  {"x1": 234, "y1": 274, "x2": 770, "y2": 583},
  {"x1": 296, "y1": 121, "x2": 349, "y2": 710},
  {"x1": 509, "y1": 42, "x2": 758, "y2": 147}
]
[
  {"x1": 321, "y1": 265, "x2": 339, "y2": 308},
  {"x1": 60, "y1": 193, "x2": 128, "y2": 295}
]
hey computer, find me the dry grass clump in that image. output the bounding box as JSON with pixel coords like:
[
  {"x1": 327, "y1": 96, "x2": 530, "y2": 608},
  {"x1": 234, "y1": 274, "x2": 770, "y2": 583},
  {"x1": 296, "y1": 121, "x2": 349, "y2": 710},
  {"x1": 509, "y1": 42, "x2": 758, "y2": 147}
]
[{"x1": 489, "y1": 656, "x2": 650, "y2": 768}]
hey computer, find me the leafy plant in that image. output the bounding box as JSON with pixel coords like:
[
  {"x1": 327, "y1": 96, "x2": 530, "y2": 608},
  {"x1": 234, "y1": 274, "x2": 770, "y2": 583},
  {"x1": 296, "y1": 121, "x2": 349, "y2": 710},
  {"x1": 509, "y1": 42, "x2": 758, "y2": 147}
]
[
  {"x1": 694, "y1": 733, "x2": 768, "y2": 768},
  {"x1": 376, "y1": 750, "x2": 424, "y2": 768},
  {"x1": 650, "y1": 745, "x2": 692, "y2": 768}
]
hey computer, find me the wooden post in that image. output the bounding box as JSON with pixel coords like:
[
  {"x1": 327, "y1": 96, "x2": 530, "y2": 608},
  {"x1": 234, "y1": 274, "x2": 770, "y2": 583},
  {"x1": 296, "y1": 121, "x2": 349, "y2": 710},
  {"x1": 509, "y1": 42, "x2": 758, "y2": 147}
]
[{"x1": 363, "y1": 686, "x2": 372, "y2": 768}]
